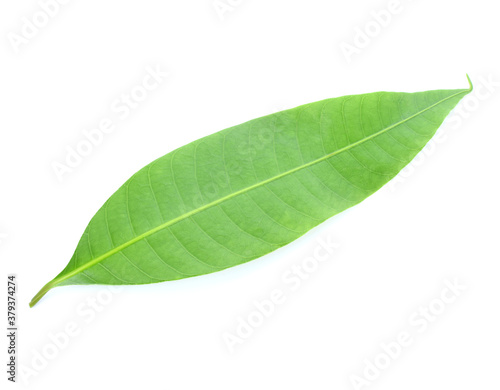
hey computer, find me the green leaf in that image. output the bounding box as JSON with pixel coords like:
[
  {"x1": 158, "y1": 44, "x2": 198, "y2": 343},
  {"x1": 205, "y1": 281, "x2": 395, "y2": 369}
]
[{"x1": 30, "y1": 77, "x2": 473, "y2": 307}]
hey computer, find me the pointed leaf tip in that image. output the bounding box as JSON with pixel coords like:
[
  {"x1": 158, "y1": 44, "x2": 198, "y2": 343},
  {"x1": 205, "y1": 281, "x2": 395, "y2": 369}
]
[{"x1": 466, "y1": 74, "x2": 473, "y2": 92}]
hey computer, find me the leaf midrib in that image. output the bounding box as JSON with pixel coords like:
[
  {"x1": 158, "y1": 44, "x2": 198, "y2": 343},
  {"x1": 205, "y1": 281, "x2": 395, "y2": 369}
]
[{"x1": 52, "y1": 89, "x2": 468, "y2": 287}]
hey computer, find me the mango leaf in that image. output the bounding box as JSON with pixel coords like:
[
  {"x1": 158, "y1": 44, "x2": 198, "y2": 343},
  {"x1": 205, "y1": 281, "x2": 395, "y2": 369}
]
[{"x1": 30, "y1": 78, "x2": 472, "y2": 307}]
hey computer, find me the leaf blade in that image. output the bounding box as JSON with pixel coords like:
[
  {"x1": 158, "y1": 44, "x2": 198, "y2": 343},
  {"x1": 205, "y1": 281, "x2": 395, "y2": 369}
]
[{"x1": 30, "y1": 82, "x2": 472, "y2": 307}]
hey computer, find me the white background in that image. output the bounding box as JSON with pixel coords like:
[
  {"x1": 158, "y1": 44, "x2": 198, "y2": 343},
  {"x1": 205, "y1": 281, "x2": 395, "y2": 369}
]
[{"x1": 1, "y1": 0, "x2": 499, "y2": 389}]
